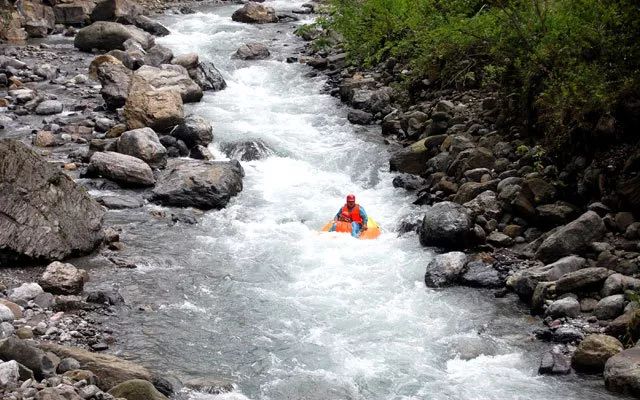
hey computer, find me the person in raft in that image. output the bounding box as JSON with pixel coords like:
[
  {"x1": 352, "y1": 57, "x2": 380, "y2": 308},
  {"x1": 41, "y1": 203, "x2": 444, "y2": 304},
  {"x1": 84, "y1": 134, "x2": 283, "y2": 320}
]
[{"x1": 330, "y1": 194, "x2": 368, "y2": 238}]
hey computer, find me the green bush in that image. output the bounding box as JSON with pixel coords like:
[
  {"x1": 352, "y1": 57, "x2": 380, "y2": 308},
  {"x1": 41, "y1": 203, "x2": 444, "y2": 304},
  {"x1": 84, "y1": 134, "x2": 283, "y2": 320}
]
[{"x1": 328, "y1": 0, "x2": 640, "y2": 152}]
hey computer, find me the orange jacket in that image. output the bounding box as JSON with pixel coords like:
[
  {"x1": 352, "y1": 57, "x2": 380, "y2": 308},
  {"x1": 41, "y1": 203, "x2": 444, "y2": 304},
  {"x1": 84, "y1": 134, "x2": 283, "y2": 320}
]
[{"x1": 339, "y1": 204, "x2": 363, "y2": 224}]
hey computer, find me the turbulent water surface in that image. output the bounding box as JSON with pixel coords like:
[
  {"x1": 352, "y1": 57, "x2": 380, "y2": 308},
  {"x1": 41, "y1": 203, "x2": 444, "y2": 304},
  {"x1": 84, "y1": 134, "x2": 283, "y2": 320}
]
[{"x1": 86, "y1": 2, "x2": 627, "y2": 399}]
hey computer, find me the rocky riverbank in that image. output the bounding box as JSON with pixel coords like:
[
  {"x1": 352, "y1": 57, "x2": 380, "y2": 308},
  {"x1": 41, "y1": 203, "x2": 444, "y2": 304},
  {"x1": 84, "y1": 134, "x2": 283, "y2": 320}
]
[{"x1": 294, "y1": 7, "x2": 640, "y2": 397}]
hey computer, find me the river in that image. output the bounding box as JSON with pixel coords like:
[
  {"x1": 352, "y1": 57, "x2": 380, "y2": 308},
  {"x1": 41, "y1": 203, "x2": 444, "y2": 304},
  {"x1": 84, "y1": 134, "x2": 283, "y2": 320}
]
[{"x1": 85, "y1": 2, "x2": 627, "y2": 399}]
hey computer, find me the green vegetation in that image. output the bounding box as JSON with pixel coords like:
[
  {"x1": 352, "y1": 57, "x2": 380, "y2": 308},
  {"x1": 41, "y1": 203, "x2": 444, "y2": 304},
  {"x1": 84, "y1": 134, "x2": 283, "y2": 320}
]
[{"x1": 328, "y1": 0, "x2": 640, "y2": 152}]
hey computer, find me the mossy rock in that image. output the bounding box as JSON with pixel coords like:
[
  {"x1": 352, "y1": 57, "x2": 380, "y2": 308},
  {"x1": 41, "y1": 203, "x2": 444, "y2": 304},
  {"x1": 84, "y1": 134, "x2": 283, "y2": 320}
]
[{"x1": 108, "y1": 379, "x2": 168, "y2": 400}]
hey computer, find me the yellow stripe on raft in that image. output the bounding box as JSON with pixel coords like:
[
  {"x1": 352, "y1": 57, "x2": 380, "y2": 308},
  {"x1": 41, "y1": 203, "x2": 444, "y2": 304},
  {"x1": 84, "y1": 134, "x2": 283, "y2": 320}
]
[{"x1": 320, "y1": 217, "x2": 381, "y2": 240}]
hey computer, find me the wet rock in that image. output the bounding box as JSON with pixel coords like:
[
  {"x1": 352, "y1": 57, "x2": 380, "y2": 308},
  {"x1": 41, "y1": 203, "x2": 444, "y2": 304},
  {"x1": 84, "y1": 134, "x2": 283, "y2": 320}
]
[
  {"x1": 507, "y1": 256, "x2": 585, "y2": 302},
  {"x1": 86, "y1": 151, "x2": 155, "y2": 187},
  {"x1": 552, "y1": 326, "x2": 585, "y2": 343},
  {"x1": 150, "y1": 159, "x2": 244, "y2": 210},
  {"x1": 424, "y1": 251, "x2": 467, "y2": 288},
  {"x1": 535, "y1": 211, "x2": 606, "y2": 263},
  {"x1": 75, "y1": 21, "x2": 154, "y2": 52},
  {"x1": 604, "y1": 348, "x2": 640, "y2": 395},
  {"x1": 108, "y1": 379, "x2": 168, "y2": 400},
  {"x1": 190, "y1": 145, "x2": 214, "y2": 160},
  {"x1": 555, "y1": 267, "x2": 612, "y2": 295},
  {"x1": 0, "y1": 337, "x2": 56, "y2": 380},
  {"x1": 572, "y1": 334, "x2": 623, "y2": 373},
  {"x1": 117, "y1": 127, "x2": 167, "y2": 169},
  {"x1": 419, "y1": 202, "x2": 474, "y2": 249},
  {"x1": 222, "y1": 140, "x2": 273, "y2": 161},
  {"x1": 133, "y1": 15, "x2": 170, "y2": 37},
  {"x1": 188, "y1": 61, "x2": 227, "y2": 92},
  {"x1": 96, "y1": 195, "x2": 143, "y2": 209},
  {"x1": 233, "y1": 42, "x2": 270, "y2": 60},
  {"x1": 595, "y1": 295, "x2": 626, "y2": 321},
  {"x1": 231, "y1": 3, "x2": 278, "y2": 23},
  {"x1": 35, "y1": 100, "x2": 63, "y2": 115},
  {"x1": 531, "y1": 281, "x2": 556, "y2": 314},
  {"x1": 144, "y1": 44, "x2": 174, "y2": 67},
  {"x1": 539, "y1": 348, "x2": 571, "y2": 375},
  {"x1": 39, "y1": 261, "x2": 88, "y2": 295},
  {"x1": 170, "y1": 115, "x2": 213, "y2": 148},
  {"x1": 0, "y1": 140, "x2": 104, "y2": 264},
  {"x1": 392, "y1": 174, "x2": 427, "y2": 191},
  {"x1": 96, "y1": 58, "x2": 132, "y2": 110},
  {"x1": 545, "y1": 297, "x2": 580, "y2": 319},
  {"x1": 39, "y1": 343, "x2": 152, "y2": 391},
  {"x1": 86, "y1": 289, "x2": 125, "y2": 306},
  {"x1": 347, "y1": 109, "x2": 373, "y2": 125},
  {"x1": 459, "y1": 260, "x2": 502, "y2": 288}
]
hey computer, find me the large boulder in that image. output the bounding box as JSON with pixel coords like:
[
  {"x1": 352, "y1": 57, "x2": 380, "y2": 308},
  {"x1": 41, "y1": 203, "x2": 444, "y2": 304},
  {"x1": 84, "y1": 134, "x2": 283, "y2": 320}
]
[
  {"x1": 231, "y1": 3, "x2": 277, "y2": 23},
  {"x1": 594, "y1": 295, "x2": 626, "y2": 321},
  {"x1": 108, "y1": 379, "x2": 168, "y2": 400},
  {"x1": 506, "y1": 256, "x2": 585, "y2": 302},
  {"x1": 74, "y1": 21, "x2": 154, "y2": 52},
  {"x1": 424, "y1": 251, "x2": 467, "y2": 288},
  {"x1": 602, "y1": 274, "x2": 640, "y2": 297},
  {"x1": 38, "y1": 343, "x2": 152, "y2": 391},
  {"x1": 604, "y1": 348, "x2": 640, "y2": 395},
  {"x1": 124, "y1": 76, "x2": 184, "y2": 132},
  {"x1": 39, "y1": 261, "x2": 88, "y2": 295},
  {"x1": 149, "y1": 159, "x2": 244, "y2": 210},
  {"x1": 86, "y1": 151, "x2": 155, "y2": 187},
  {"x1": 95, "y1": 57, "x2": 132, "y2": 110},
  {"x1": 132, "y1": 65, "x2": 202, "y2": 103},
  {"x1": 117, "y1": 127, "x2": 167, "y2": 169},
  {"x1": 0, "y1": 139, "x2": 104, "y2": 264},
  {"x1": 555, "y1": 267, "x2": 613, "y2": 295},
  {"x1": 22, "y1": 0, "x2": 56, "y2": 38},
  {"x1": 545, "y1": 297, "x2": 580, "y2": 319},
  {"x1": 419, "y1": 202, "x2": 474, "y2": 249},
  {"x1": 53, "y1": 2, "x2": 94, "y2": 26},
  {"x1": 170, "y1": 115, "x2": 213, "y2": 149},
  {"x1": 91, "y1": 0, "x2": 143, "y2": 24},
  {"x1": 389, "y1": 136, "x2": 444, "y2": 175},
  {"x1": 233, "y1": 42, "x2": 270, "y2": 60},
  {"x1": 573, "y1": 334, "x2": 623, "y2": 373},
  {"x1": 189, "y1": 61, "x2": 227, "y2": 92},
  {"x1": 535, "y1": 211, "x2": 606, "y2": 263},
  {"x1": 133, "y1": 15, "x2": 170, "y2": 36},
  {"x1": 0, "y1": 337, "x2": 56, "y2": 380}
]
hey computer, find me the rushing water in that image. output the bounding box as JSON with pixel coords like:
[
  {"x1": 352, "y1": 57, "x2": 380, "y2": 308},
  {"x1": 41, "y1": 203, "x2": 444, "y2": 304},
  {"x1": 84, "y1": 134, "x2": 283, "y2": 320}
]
[{"x1": 85, "y1": 2, "x2": 628, "y2": 399}]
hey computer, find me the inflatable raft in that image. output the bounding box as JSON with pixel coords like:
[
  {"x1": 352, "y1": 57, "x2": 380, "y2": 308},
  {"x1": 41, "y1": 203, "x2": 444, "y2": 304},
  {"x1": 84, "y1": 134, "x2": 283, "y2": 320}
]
[{"x1": 320, "y1": 218, "x2": 381, "y2": 240}]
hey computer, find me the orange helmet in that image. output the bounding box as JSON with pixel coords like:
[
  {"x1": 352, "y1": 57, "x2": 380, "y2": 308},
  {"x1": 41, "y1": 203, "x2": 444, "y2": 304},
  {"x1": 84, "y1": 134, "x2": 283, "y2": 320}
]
[{"x1": 346, "y1": 194, "x2": 355, "y2": 202}]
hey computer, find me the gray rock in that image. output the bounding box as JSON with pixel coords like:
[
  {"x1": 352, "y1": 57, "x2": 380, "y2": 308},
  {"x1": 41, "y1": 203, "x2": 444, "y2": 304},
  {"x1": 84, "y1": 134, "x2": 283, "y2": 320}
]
[
  {"x1": 539, "y1": 348, "x2": 571, "y2": 375},
  {"x1": 86, "y1": 289, "x2": 125, "y2": 306},
  {"x1": 536, "y1": 202, "x2": 578, "y2": 226},
  {"x1": 536, "y1": 211, "x2": 606, "y2": 263},
  {"x1": 424, "y1": 251, "x2": 467, "y2": 288},
  {"x1": 487, "y1": 231, "x2": 513, "y2": 247},
  {"x1": 231, "y1": 3, "x2": 277, "y2": 23},
  {"x1": 184, "y1": 376, "x2": 233, "y2": 394},
  {"x1": 117, "y1": 127, "x2": 167, "y2": 169},
  {"x1": 86, "y1": 151, "x2": 155, "y2": 187},
  {"x1": 462, "y1": 190, "x2": 501, "y2": 219},
  {"x1": 9, "y1": 283, "x2": 44, "y2": 303},
  {"x1": 170, "y1": 115, "x2": 213, "y2": 148},
  {"x1": 419, "y1": 202, "x2": 474, "y2": 249},
  {"x1": 0, "y1": 140, "x2": 105, "y2": 264},
  {"x1": 545, "y1": 297, "x2": 580, "y2": 319},
  {"x1": 552, "y1": 326, "x2": 585, "y2": 343},
  {"x1": 0, "y1": 337, "x2": 56, "y2": 380},
  {"x1": 0, "y1": 322, "x2": 14, "y2": 339},
  {"x1": 144, "y1": 44, "x2": 174, "y2": 67},
  {"x1": 96, "y1": 59, "x2": 132, "y2": 110},
  {"x1": 96, "y1": 195, "x2": 143, "y2": 209},
  {"x1": 189, "y1": 61, "x2": 227, "y2": 92},
  {"x1": 39, "y1": 261, "x2": 88, "y2": 295},
  {"x1": 35, "y1": 100, "x2": 63, "y2": 115},
  {"x1": 0, "y1": 360, "x2": 20, "y2": 389},
  {"x1": 150, "y1": 159, "x2": 243, "y2": 210},
  {"x1": 0, "y1": 304, "x2": 14, "y2": 322},
  {"x1": 233, "y1": 42, "x2": 270, "y2": 60},
  {"x1": 555, "y1": 267, "x2": 612, "y2": 295},
  {"x1": 595, "y1": 295, "x2": 626, "y2": 321},
  {"x1": 57, "y1": 357, "x2": 81, "y2": 374},
  {"x1": 91, "y1": 0, "x2": 143, "y2": 23},
  {"x1": 74, "y1": 21, "x2": 154, "y2": 52},
  {"x1": 507, "y1": 256, "x2": 585, "y2": 302},
  {"x1": 602, "y1": 274, "x2": 640, "y2": 297},
  {"x1": 348, "y1": 109, "x2": 373, "y2": 125},
  {"x1": 34, "y1": 64, "x2": 59, "y2": 80},
  {"x1": 459, "y1": 260, "x2": 502, "y2": 288},
  {"x1": 133, "y1": 14, "x2": 170, "y2": 36},
  {"x1": 190, "y1": 145, "x2": 214, "y2": 160},
  {"x1": 604, "y1": 348, "x2": 640, "y2": 395}
]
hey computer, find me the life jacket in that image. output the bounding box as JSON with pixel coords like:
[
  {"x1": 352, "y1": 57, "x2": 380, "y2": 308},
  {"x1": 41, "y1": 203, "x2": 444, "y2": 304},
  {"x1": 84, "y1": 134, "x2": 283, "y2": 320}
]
[{"x1": 341, "y1": 204, "x2": 363, "y2": 224}]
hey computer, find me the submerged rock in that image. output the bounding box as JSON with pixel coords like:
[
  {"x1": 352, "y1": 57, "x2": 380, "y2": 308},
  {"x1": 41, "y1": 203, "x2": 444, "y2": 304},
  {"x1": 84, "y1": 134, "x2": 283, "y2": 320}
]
[{"x1": 0, "y1": 139, "x2": 104, "y2": 264}]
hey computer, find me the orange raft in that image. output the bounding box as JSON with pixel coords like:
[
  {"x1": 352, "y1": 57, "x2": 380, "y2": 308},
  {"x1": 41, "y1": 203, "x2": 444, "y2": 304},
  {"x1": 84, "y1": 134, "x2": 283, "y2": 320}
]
[{"x1": 320, "y1": 218, "x2": 381, "y2": 240}]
